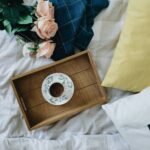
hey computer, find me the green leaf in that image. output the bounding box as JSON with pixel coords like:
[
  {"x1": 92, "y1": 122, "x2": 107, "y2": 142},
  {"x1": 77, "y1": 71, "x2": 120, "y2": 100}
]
[
  {"x1": 12, "y1": 27, "x2": 28, "y2": 34},
  {"x1": 0, "y1": 13, "x2": 3, "y2": 21},
  {"x1": 14, "y1": 0, "x2": 24, "y2": 5},
  {"x1": 18, "y1": 5, "x2": 32, "y2": 15},
  {"x1": 3, "y1": 7, "x2": 19, "y2": 25},
  {"x1": 0, "y1": 0, "x2": 6, "y2": 5},
  {"x1": 28, "y1": 47, "x2": 37, "y2": 52},
  {"x1": 18, "y1": 15, "x2": 33, "y2": 25},
  {"x1": 3, "y1": 20, "x2": 12, "y2": 33},
  {"x1": 0, "y1": 0, "x2": 23, "y2": 6},
  {"x1": 0, "y1": 8, "x2": 3, "y2": 13}
]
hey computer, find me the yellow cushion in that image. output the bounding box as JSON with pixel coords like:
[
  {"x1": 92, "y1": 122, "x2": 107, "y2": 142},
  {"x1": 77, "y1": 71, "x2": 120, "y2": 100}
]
[{"x1": 102, "y1": 0, "x2": 150, "y2": 92}]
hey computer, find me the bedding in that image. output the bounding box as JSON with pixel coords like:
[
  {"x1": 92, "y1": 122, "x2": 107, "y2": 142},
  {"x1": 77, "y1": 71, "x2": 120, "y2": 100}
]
[
  {"x1": 0, "y1": 0, "x2": 131, "y2": 149},
  {"x1": 102, "y1": 0, "x2": 150, "y2": 92},
  {"x1": 103, "y1": 87, "x2": 150, "y2": 150}
]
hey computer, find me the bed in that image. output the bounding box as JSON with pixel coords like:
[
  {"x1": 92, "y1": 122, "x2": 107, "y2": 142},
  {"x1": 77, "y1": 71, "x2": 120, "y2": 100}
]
[{"x1": 0, "y1": 0, "x2": 131, "y2": 149}]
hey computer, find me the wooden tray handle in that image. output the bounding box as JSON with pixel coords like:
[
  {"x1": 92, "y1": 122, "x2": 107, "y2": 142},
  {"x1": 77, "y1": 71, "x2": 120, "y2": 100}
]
[{"x1": 20, "y1": 97, "x2": 27, "y2": 111}]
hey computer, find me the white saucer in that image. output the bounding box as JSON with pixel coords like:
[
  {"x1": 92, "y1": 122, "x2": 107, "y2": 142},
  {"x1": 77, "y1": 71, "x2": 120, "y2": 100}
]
[{"x1": 41, "y1": 73, "x2": 74, "y2": 105}]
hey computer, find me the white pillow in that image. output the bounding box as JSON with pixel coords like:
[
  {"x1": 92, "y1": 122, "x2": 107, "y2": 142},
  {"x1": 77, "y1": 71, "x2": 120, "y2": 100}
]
[{"x1": 102, "y1": 88, "x2": 150, "y2": 150}]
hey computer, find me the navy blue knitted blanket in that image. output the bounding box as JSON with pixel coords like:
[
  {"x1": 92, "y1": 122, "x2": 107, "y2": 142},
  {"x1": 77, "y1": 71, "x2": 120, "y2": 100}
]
[{"x1": 50, "y1": 0, "x2": 109, "y2": 60}]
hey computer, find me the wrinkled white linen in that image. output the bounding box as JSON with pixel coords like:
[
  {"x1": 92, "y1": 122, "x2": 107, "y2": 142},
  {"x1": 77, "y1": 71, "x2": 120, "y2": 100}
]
[
  {"x1": 0, "y1": 0, "x2": 130, "y2": 149},
  {"x1": 103, "y1": 88, "x2": 150, "y2": 150},
  {"x1": 0, "y1": 134, "x2": 129, "y2": 150}
]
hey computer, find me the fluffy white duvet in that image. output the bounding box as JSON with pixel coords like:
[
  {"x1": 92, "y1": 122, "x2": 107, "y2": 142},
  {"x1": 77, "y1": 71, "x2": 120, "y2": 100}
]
[{"x1": 0, "y1": 0, "x2": 131, "y2": 149}]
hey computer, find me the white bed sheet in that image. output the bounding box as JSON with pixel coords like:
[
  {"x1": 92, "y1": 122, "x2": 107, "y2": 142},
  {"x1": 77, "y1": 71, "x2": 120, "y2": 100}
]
[{"x1": 0, "y1": 0, "x2": 131, "y2": 149}]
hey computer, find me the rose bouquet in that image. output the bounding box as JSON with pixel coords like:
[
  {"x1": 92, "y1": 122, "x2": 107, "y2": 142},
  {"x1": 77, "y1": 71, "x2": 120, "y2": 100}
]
[{"x1": 0, "y1": 0, "x2": 58, "y2": 59}]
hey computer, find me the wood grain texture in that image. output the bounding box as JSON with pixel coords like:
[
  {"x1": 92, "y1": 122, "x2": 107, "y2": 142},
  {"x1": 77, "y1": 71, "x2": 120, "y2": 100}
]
[{"x1": 11, "y1": 51, "x2": 107, "y2": 130}]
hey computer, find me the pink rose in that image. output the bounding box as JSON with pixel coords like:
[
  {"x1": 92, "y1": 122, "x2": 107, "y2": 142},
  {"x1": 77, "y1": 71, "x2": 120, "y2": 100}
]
[
  {"x1": 36, "y1": 41, "x2": 55, "y2": 58},
  {"x1": 32, "y1": 17, "x2": 58, "y2": 40},
  {"x1": 36, "y1": 0, "x2": 54, "y2": 19}
]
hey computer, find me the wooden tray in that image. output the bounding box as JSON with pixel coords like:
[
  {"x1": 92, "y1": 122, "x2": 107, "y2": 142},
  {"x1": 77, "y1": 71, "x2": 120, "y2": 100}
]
[{"x1": 11, "y1": 51, "x2": 107, "y2": 130}]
